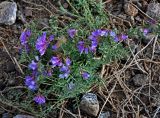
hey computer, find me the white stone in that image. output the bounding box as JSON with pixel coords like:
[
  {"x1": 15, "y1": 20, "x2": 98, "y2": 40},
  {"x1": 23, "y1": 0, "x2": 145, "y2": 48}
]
[{"x1": 0, "y1": 1, "x2": 17, "y2": 25}]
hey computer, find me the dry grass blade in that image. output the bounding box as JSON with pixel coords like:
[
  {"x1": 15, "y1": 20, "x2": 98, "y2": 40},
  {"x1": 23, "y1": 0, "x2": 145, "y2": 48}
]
[{"x1": 98, "y1": 80, "x2": 117, "y2": 118}]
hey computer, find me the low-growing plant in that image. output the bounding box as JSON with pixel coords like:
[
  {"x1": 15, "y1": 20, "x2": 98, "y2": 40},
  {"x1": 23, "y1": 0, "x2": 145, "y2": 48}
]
[{"x1": 17, "y1": 0, "x2": 131, "y2": 117}]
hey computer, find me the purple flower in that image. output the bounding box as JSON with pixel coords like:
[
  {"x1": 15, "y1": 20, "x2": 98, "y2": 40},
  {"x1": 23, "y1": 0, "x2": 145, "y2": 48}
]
[
  {"x1": 103, "y1": 30, "x2": 109, "y2": 37},
  {"x1": 46, "y1": 69, "x2": 52, "y2": 76},
  {"x1": 143, "y1": 28, "x2": 149, "y2": 36},
  {"x1": 20, "y1": 29, "x2": 31, "y2": 45},
  {"x1": 88, "y1": 35, "x2": 97, "y2": 41},
  {"x1": 121, "y1": 34, "x2": 128, "y2": 41},
  {"x1": 99, "y1": 30, "x2": 107, "y2": 36},
  {"x1": 60, "y1": 65, "x2": 69, "y2": 72},
  {"x1": 66, "y1": 58, "x2": 71, "y2": 66},
  {"x1": 84, "y1": 47, "x2": 89, "y2": 54},
  {"x1": 91, "y1": 40, "x2": 98, "y2": 47},
  {"x1": 52, "y1": 44, "x2": 58, "y2": 50},
  {"x1": 33, "y1": 95, "x2": 46, "y2": 105},
  {"x1": 36, "y1": 32, "x2": 48, "y2": 56},
  {"x1": 25, "y1": 76, "x2": 37, "y2": 90},
  {"x1": 82, "y1": 72, "x2": 90, "y2": 80},
  {"x1": 59, "y1": 63, "x2": 71, "y2": 79},
  {"x1": 90, "y1": 40, "x2": 98, "y2": 52},
  {"x1": 91, "y1": 29, "x2": 102, "y2": 37},
  {"x1": 90, "y1": 46, "x2": 96, "y2": 52},
  {"x1": 59, "y1": 72, "x2": 70, "y2": 79},
  {"x1": 28, "y1": 60, "x2": 37, "y2": 70},
  {"x1": 20, "y1": 32, "x2": 27, "y2": 45},
  {"x1": 50, "y1": 56, "x2": 62, "y2": 68},
  {"x1": 110, "y1": 31, "x2": 116, "y2": 37},
  {"x1": 25, "y1": 30, "x2": 31, "y2": 37},
  {"x1": 77, "y1": 41, "x2": 85, "y2": 54},
  {"x1": 67, "y1": 29, "x2": 77, "y2": 38},
  {"x1": 49, "y1": 35, "x2": 54, "y2": 41},
  {"x1": 113, "y1": 36, "x2": 119, "y2": 42}
]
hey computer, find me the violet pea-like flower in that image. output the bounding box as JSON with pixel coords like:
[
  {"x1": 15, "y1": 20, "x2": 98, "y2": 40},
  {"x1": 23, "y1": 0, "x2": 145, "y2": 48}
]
[
  {"x1": 121, "y1": 34, "x2": 128, "y2": 41},
  {"x1": 20, "y1": 29, "x2": 31, "y2": 46},
  {"x1": 50, "y1": 56, "x2": 62, "y2": 68},
  {"x1": 49, "y1": 35, "x2": 54, "y2": 41},
  {"x1": 67, "y1": 29, "x2": 77, "y2": 38},
  {"x1": 36, "y1": 32, "x2": 48, "y2": 56},
  {"x1": 25, "y1": 76, "x2": 37, "y2": 90},
  {"x1": 60, "y1": 65, "x2": 69, "y2": 72},
  {"x1": 33, "y1": 95, "x2": 46, "y2": 105},
  {"x1": 52, "y1": 44, "x2": 58, "y2": 50},
  {"x1": 143, "y1": 28, "x2": 149, "y2": 36},
  {"x1": 65, "y1": 58, "x2": 71, "y2": 66},
  {"x1": 91, "y1": 29, "x2": 102, "y2": 37},
  {"x1": 28, "y1": 60, "x2": 38, "y2": 71},
  {"x1": 110, "y1": 31, "x2": 116, "y2": 37},
  {"x1": 77, "y1": 41, "x2": 85, "y2": 54},
  {"x1": 82, "y1": 72, "x2": 90, "y2": 80},
  {"x1": 113, "y1": 36, "x2": 119, "y2": 42},
  {"x1": 88, "y1": 35, "x2": 97, "y2": 41}
]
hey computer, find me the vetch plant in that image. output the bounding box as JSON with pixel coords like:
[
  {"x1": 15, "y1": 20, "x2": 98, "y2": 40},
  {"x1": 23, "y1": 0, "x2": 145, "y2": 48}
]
[
  {"x1": 20, "y1": 28, "x2": 129, "y2": 105},
  {"x1": 18, "y1": 0, "x2": 130, "y2": 116}
]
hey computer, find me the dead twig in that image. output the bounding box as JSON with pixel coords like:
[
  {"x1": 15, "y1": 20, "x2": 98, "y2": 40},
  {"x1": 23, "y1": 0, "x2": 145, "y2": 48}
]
[
  {"x1": 153, "y1": 106, "x2": 160, "y2": 118},
  {"x1": 13, "y1": 57, "x2": 24, "y2": 75},
  {"x1": 129, "y1": 2, "x2": 154, "y2": 21},
  {"x1": 98, "y1": 80, "x2": 117, "y2": 118},
  {"x1": 22, "y1": 0, "x2": 53, "y2": 16},
  {"x1": 0, "y1": 37, "x2": 24, "y2": 75}
]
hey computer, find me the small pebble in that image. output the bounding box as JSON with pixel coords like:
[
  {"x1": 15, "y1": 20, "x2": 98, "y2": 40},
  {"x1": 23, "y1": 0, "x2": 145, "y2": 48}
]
[
  {"x1": 124, "y1": 3, "x2": 138, "y2": 16},
  {"x1": 80, "y1": 93, "x2": 99, "y2": 117},
  {"x1": 146, "y1": 3, "x2": 160, "y2": 20},
  {"x1": 98, "y1": 111, "x2": 110, "y2": 118}
]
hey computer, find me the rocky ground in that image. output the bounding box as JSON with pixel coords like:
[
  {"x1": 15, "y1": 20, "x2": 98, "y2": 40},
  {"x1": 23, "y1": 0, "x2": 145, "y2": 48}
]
[{"x1": 0, "y1": 0, "x2": 160, "y2": 118}]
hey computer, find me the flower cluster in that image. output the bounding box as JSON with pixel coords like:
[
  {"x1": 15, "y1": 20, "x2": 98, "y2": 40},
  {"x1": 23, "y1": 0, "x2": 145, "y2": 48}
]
[
  {"x1": 59, "y1": 58, "x2": 71, "y2": 79},
  {"x1": 33, "y1": 95, "x2": 46, "y2": 105},
  {"x1": 50, "y1": 56, "x2": 71, "y2": 79},
  {"x1": 77, "y1": 29, "x2": 128, "y2": 54},
  {"x1": 20, "y1": 29, "x2": 31, "y2": 51},
  {"x1": 25, "y1": 76, "x2": 37, "y2": 90},
  {"x1": 20, "y1": 28, "x2": 128, "y2": 105},
  {"x1": 20, "y1": 29, "x2": 31, "y2": 46},
  {"x1": 25, "y1": 59, "x2": 46, "y2": 104}
]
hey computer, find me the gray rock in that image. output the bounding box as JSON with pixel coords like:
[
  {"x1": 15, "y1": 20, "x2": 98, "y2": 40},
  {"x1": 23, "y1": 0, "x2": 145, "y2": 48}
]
[
  {"x1": 13, "y1": 115, "x2": 35, "y2": 118},
  {"x1": 124, "y1": 3, "x2": 138, "y2": 16},
  {"x1": 98, "y1": 111, "x2": 110, "y2": 118},
  {"x1": 132, "y1": 74, "x2": 148, "y2": 86},
  {"x1": 80, "y1": 93, "x2": 99, "y2": 117},
  {"x1": 0, "y1": 1, "x2": 17, "y2": 25},
  {"x1": 146, "y1": 3, "x2": 160, "y2": 20}
]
